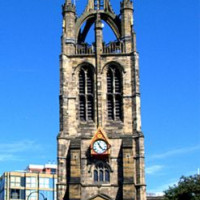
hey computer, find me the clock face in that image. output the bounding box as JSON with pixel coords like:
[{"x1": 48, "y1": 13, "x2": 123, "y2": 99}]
[{"x1": 93, "y1": 140, "x2": 108, "y2": 154}]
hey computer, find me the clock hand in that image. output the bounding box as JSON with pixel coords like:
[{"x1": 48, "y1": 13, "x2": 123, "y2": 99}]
[{"x1": 97, "y1": 142, "x2": 103, "y2": 150}]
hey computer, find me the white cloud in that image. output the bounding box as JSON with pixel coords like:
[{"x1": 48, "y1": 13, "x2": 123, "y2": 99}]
[
  {"x1": 146, "y1": 165, "x2": 164, "y2": 175},
  {"x1": 0, "y1": 154, "x2": 23, "y2": 162},
  {"x1": 0, "y1": 140, "x2": 41, "y2": 153},
  {"x1": 0, "y1": 140, "x2": 41, "y2": 162},
  {"x1": 147, "y1": 192, "x2": 165, "y2": 197},
  {"x1": 147, "y1": 179, "x2": 178, "y2": 195},
  {"x1": 150, "y1": 145, "x2": 200, "y2": 160}
]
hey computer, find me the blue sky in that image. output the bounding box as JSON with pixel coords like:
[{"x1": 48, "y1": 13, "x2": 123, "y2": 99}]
[{"x1": 0, "y1": 0, "x2": 199, "y2": 195}]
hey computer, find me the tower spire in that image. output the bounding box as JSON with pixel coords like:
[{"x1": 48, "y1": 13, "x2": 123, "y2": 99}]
[
  {"x1": 66, "y1": 0, "x2": 71, "y2": 5},
  {"x1": 63, "y1": 0, "x2": 75, "y2": 13},
  {"x1": 123, "y1": 0, "x2": 131, "y2": 3}
]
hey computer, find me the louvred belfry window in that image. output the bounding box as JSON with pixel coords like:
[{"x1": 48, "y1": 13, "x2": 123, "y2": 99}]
[
  {"x1": 107, "y1": 65, "x2": 123, "y2": 121},
  {"x1": 79, "y1": 66, "x2": 94, "y2": 121}
]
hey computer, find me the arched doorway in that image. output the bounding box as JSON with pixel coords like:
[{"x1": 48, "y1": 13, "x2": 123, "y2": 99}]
[{"x1": 89, "y1": 194, "x2": 112, "y2": 200}]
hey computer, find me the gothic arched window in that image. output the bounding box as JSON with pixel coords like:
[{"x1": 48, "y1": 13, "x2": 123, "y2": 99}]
[
  {"x1": 107, "y1": 65, "x2": 123, "y2": 121},
  {"x1": 94, "y1": 170, "x2": 98, "y2": 182},
  {"x1": 93, "y1": 162, "x2": 110, "y2": 183},
  {"x1": 79, "y1": 66, "x2": 94, "y2": 121},
  {"x1": 105, "y1": 170, "x2": 110, "y2": 182}
]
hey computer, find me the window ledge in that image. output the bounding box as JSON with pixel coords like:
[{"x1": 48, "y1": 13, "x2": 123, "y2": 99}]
[{"x1": 93, "y1": 182, "x2": 111, "y2": 186}]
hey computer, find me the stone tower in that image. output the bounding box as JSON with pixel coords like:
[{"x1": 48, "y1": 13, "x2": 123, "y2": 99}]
[{"x1": 57, "y1": 0, "x2": 146, "y2": 200}]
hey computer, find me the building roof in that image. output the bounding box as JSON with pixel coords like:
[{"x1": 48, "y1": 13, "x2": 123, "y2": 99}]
[
  {"x1": 44, "y1": 164, "x2": 57, "y2": 169},
  {"x1": 27, "y1": 163, "x2": 57, "y2": 170},
  {"x1": 27, "y1": 164, "x2": 44, "y2": 169}
]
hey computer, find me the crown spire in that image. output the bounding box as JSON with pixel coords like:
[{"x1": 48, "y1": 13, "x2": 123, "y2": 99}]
[
  {"x1": 66, "y1": 0, "x2": 71, "y2": 5},
  {"x1": 121, "y1": 0, "x2": 132, "y2": 6},
  {"x1": 63, "y1": 0, "x2": 75, "y2": 13}
]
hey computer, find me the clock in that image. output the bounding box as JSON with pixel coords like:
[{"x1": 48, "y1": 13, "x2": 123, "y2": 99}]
[
  {"x1": 90, "y1": 128, "x2": 111, "y2": 157},
  {"x1": 93, "y1": 140, "x2": 108, "y2": 154}
]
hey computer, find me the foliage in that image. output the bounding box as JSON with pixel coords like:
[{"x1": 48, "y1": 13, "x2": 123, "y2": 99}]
[{"x1": 164, "y1": 174, "x2": 200, "y2": 200}]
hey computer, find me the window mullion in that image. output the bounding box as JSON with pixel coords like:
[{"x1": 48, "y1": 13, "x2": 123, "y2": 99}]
[
  {"x1": 104, "y1": 165, "x2": 105, "y2": 182},
  {"x1": 112, "y1": 69, "x2": 115, "y2": 94},
  {"x1": 112, "y1": 95, "x2": 114, "y2": 120},
  {"x1": 84, "y1": 70, "x2": 88, "y2": 121},
  {"x1": 112, "y1": 69, "x2": 116, "y2": 120}
]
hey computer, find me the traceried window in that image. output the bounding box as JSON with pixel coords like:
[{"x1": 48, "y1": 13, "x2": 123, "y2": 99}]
[
  {"x1": 93, "y1": 162, "x2": 110, "y2": 183},
  {"x1": 79, "y1": 66, "x2": 94, "y2": 121},
  {"x1": 107, "y1": 65, "x2": 123, "y2": 121}
]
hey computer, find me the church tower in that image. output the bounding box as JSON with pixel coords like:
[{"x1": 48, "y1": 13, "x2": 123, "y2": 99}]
[{"x1": 57, "y1": 0, "x2": 146, "y2": 200}]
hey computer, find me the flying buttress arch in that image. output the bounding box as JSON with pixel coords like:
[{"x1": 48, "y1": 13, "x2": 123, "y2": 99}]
[{"x1": 76, "y1": 11, "x2": 121, "y2": 43}]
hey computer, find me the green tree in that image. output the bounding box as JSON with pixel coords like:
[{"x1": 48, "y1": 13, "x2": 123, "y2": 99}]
[{"x1": 164, "y1": 175, "x2": 200, "y2": 200}]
